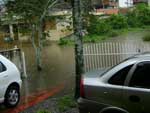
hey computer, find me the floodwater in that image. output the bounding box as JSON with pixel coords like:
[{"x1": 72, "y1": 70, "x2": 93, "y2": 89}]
[
  {"x1": 0, "y1": 30, "x2": 149, "y2": 112},
  {"x1": 0, "y1": 42, "x2": 76, "y2": 113}
]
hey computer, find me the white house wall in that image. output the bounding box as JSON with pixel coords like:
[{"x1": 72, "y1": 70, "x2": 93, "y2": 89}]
[{"x1": 119, "y1": 0, "x2": 133, "y2": 8}]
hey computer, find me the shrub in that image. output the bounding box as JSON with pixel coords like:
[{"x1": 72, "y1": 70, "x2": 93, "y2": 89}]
[
  {"x1": 58, "y1": 38, "x2": 73, "y2": 45},
  {"x1": 127, "y1": 4, "x2": 150, "y2": 27},
  {"x1": 108, "y1": 30, "x2": 119, "y2": 37},
  {"x1": 127, "y1": 11, "x2": 141, "y2": 27},
  {"x1": 136, "y1": 4, "x2": 150, "y2": 26},
  {"x1": 87, "y1": 15, "x2": 111, "y2": 35},
  {"x1": 143, "y1": 34, "x2": 150, "y2": 41},
  {"x1": 108, "y1": 14, "x2": 128, "y2": 29}
]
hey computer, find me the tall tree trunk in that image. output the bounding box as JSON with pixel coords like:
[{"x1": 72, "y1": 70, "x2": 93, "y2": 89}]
[{"x1": 73, "y1": 0, "x2": 85, "y2": 99}]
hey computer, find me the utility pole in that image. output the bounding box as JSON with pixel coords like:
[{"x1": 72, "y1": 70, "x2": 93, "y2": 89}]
[{"x1": 72, "y1": 0, "x2": 85, "y2": 99}]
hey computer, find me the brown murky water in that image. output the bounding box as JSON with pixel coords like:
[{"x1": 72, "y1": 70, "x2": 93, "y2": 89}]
[
  {"x1": 0, "y1": 30, "x2": 149, "y2": 112},
  {"x1": 21, "y1": 43, "x2": 75, "y2": 96},
  {"x1": 0, "y1": 42, "x2": 76, "y2": 112}
]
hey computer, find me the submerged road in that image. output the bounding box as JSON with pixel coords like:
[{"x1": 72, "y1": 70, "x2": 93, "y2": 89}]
[{"x1": 0, "y1": 43, "x2": 75, "y2": 113}]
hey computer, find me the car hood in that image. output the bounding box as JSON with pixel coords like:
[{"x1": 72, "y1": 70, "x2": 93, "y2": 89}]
[{"x1": 84, "y1": 68, "x2": 108, "y2": 78}]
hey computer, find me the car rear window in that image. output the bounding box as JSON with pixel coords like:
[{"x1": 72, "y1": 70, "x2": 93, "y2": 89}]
[
  {"x1": 0, "y1": 62, "x2": 7, "y2": 72},
  {"x1": 108, "y1": 65, "x2": 133, "y2": 85}
]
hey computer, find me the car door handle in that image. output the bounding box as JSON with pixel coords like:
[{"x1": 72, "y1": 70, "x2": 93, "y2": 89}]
[{"x1": 129, "y1": 95, "x2": 140, "y2": 103}]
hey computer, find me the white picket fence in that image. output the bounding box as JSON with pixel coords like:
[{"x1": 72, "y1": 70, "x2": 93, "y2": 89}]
[{"x1": 83, "y1": 42, "x2": 150, "y2": 72}]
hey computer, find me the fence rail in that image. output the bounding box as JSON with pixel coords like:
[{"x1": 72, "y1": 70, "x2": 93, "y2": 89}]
[{"x1": 83, "y1": 42, "x2": 150, "y2": 72}]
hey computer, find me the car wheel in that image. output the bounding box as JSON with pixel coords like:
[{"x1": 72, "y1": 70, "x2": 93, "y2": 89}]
[{"x1": 4, "y1": 85, "x2": 20, "y2": 107}]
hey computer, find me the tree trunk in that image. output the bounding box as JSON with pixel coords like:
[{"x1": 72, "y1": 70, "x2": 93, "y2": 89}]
[
  {"x1": 73, "y1": 0, "x2": 85, "y2": 99},
  {"x1": 36, "y1": 22, "x2": 43, "y2": 71},
  {"x1": 30, "y1": 24, "x2": 42, "y2": 71}
]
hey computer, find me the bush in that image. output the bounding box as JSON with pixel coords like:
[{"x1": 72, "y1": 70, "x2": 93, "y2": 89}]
[
  {"x1": 127, "y1": 11, "x2": 141, "y2": 27},
  {"x1": 127, "y1": 4, "x2": 150, "y2": 27},
  {"x1": 136, "y1": 4, "x2": 150, "y2": 25},
  {"x1": 108, "y1": 14, "x2": 128, "y2": 29},
  {"x1": 88, "y1": 15, "x2": 111, "y2": 35},
  {"x1": 58, "y1": 38, "x2": 73, "y2": 45},
  {"x1": 143, "y1": 34, "x2": 150, "y2": 41},
  {"x1": 108, "y1": 30, "x2": 119, "y2": 37}
]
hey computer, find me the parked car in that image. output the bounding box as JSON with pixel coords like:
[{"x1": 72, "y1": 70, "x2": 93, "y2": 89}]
[
  {"x1": 78, "y1": 53, "x2": 150, "y2": 113},
  {"x1": 0, "y1": 55, "x2": 22, "y2": 107}
]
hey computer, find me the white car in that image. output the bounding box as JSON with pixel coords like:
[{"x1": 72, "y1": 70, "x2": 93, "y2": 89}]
[{"x1": 0, "y1": 55, "x2": 22, "y2": 107}]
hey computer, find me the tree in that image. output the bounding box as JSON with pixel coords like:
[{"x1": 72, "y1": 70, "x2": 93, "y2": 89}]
[
  {"x1": 72, "y1": 0, "x2": 85, "y2": 99},
  {"x1": 5, "y1": 0, "x2": 58, "y2": 70}
]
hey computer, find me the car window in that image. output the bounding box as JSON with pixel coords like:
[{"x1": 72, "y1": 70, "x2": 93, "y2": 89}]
[
  {"x1": 0, "y1": 62, "x2": 7, "y2": 73},
  {"x1": 129, "y1": 62, "x2": 150, "y2": 89},
  {"x1": 108, "y1": 65, "x2": 133, "y2": 85}
]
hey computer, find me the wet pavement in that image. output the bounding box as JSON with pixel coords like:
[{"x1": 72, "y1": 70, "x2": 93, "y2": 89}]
[{"x1": 0, "y1": 43, "x2": 76, "y2": 113}]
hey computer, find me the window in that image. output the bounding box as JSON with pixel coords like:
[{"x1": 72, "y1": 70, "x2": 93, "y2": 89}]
[
  {"x1": 130, "y1": 62, "x2": 150, "y2": 89},
  {"x1": 0, "y1": 62, "x2": 6, "y2": 73},
  {"x1": 108, "y1": 65, "x2": 133, "y2": 85}
]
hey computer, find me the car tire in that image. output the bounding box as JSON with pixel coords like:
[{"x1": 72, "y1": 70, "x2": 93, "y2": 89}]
[{"x1": 4, "y1": 85, "x2": 20, "y2": 107}]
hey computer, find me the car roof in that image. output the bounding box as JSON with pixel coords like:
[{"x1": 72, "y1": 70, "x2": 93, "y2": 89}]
[{"x1": 130, "y1": 52, "x2": 150, "y2": 60}]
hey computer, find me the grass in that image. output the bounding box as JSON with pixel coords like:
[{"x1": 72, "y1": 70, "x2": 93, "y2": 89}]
[
  {"x1": 143, "y1": 34, "x2": 150, "y2": 41},
  {"x1": 36, "y1": 94, "x2": 77, "y2": 113},
  {"x1": 37, "y1": 110, "x2": 52, "y2": 113},
  {"x1": 58, "y1": 38, "x2": 74, "y2": 46},
  {"x1": 58, "y1": 26, "x2": 150, "y2": 45},
  {"x1": 57, "y1": 94, "x2": 77, "y2": 112}
]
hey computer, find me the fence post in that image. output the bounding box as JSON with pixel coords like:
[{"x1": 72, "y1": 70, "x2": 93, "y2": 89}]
[{"x1": 21, "y1": 52, "x2": 27, "y2": 78}]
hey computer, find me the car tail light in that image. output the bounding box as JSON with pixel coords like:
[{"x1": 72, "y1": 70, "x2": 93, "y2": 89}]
[{"x1": 80, "y1": 78, "x2": 85, "y2": 98}]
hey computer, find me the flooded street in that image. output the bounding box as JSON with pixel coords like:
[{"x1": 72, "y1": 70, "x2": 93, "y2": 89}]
[
  {"x1": 21, "y1": 43, "x2": 75, "y2": 96},
  {"x1": 0, "y1": 30, "x2": 149, "y2": 112},
  {"x1": 0, "y1": 42, "x2": 76, "y2": 113}
]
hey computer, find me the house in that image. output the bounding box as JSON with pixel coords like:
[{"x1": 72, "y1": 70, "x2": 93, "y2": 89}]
[
  {"x1": 92, "y1": 0, "x2": 134, "y2": 8},
  {"x1": 133, "y1": 0, "x2": 150, "y2": 5},
  {"x1": 91, "y1": 0, "x2": 135, "y2": 15},
  {"x1": 119, "y1": 0, "x2": 133, "y2": 8}
]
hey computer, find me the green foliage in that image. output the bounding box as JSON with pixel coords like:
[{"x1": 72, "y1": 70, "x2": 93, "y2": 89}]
[
  {"x1": 57, "y1": 95, "x2": 77, "y2": 112},
  {"x1": 136, "y1": 4, "x2": 150, "y2": 25},
  {"x1": 143, "y1": 34, "x2": 150, "y2": 41},
  {"x1": 88, "y1": 15, "x2": 111, "y2": 35},
  {"x1": 107, "y1": 30, "x2": 119, "y2": 37},
  {"x1": 127, "y1": 4, "x2": 150, "y2": 27},
  {"x1": 37, "y1": 110, "x2": 51, "y2": 113},
  {"x1": 58, "y1": 38, "x2": 74, "y2": 45},
  {"x1": 108, "y1": 14, "x2": 128, "y2": 29},
  {"x1": 126, "y1": 11, "x2": 141, "y2": 27},
  {"x1": 84, "y1": 34, "x2": 106, "y2": 43}
]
